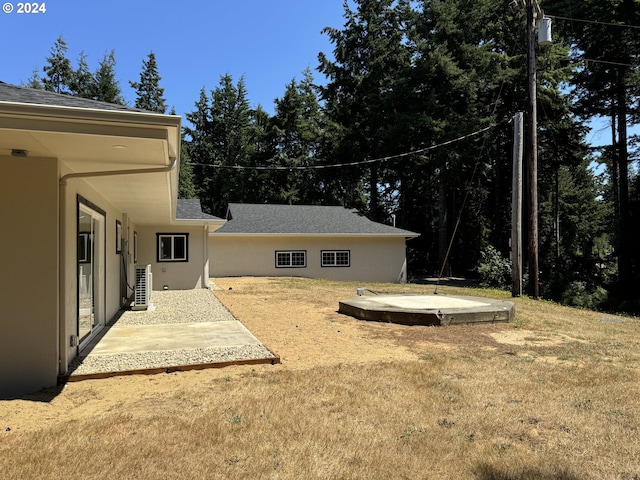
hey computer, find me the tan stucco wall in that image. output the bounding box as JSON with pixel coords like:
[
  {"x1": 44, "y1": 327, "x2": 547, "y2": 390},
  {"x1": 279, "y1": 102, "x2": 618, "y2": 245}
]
[
  {"x1": 59, "y1": 177, "x2": 137, "y2": 375},
  {"x1": 0, "y1": 155, "x2": 59, "y2": 398},
  {"x1": 209, "y1": 235, "x2": 408, "y2": 283},
  {"x1": 136, "y1": 225, "x2": 209, "y2": 290}
]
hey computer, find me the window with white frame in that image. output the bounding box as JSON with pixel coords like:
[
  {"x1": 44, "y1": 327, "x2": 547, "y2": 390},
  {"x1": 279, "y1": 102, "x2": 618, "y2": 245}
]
[
  {"x1": 321, "y1": 250, "x2": 350, "y2": 267},
  {"x1": 157, "y1": 233, "x2": 189, "y2": 262},
  {"x1": 275, "y1": 250, "x2": 307, "y2": 268}
]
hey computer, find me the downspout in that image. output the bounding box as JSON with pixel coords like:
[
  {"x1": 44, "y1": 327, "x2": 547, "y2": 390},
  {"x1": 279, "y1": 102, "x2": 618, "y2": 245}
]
[
  {"x1": 57, "y1": 157, "x2": 177, "y2": 375},
  {"x1": 203, "y1": 225, "x2": 209, "y2": 289}
]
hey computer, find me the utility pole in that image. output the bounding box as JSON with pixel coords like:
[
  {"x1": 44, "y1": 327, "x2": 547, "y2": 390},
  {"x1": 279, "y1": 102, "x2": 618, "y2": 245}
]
[
  {"x1": 512, "y1": 112, "x2": 524, "y2": 297},
  {"x1": 526, "y1": 0, "x2": 540, "y2": 299}
]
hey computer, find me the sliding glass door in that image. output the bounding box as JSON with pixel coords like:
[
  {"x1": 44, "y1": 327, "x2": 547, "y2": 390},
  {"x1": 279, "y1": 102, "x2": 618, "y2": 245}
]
[{"x1": 78, "y1": 201, "x2": 105, "y2": 347}]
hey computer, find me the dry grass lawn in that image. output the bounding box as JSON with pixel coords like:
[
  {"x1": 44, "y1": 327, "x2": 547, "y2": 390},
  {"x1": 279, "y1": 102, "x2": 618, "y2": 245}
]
[{"x1": 1, "y1": 277, "x2": 639, "y2": 479}]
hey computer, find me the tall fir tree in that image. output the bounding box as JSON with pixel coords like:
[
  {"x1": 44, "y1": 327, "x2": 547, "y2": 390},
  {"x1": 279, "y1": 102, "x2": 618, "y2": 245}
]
[
  {"x1": 271, "y1": 68, "x2": 324, "y2": 204},
  {"x1": 184, "y1": 75, "x2": 254, "y2": 216},
  {"x1": 93, "y1": 51, "x2": 126, "y2": 105},
  {"x1": 318, "y1": 0, "x2": 413, "y2": 220},
  {"x1": 545, "y1": 0, "x2": 640, "y2": 304},
  {"x1": 69, "y1": 52, "x2": 96, "y2": 99},
  {"x1": 24, "y1": 67, "x2": 43, "y2": 89},
  {"x1": 130, "y1": 52, "x2": 167, "y2": 113},
  {"x1": 42, "y1": 35, "x2": 73, "y2": 94}
]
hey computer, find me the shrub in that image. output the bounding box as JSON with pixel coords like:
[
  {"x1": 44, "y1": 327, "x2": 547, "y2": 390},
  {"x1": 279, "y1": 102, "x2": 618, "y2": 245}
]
[
  {"x1": 475, "y1": 245, "x2": 512, "y2": 289},
  {"x1": 560, "y1": 281, "x2": 608, "y2": 310}
]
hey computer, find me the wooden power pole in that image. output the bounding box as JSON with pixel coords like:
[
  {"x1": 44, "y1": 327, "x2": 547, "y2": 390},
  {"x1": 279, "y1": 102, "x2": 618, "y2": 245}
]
[
  {"x1": 512, "y1": 112, "x2": 524, "y2": 297},
  {"x1": 526, "y1": 0, "x2": 540, "y2": 299}
]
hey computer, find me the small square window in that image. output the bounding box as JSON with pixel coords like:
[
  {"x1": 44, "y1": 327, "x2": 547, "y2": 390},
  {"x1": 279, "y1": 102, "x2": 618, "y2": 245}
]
[
  {"x1": 276, "y1": 250, "x2": 307, "y2": 268},
  {"x1": 321, "y1": 250, "x2": 350, "y2": 267},
  {"x1": 157, "y1": 233, "x2": 189, "y2": 262}
]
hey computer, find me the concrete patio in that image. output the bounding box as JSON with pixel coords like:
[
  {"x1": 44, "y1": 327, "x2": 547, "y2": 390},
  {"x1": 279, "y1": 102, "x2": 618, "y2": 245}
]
[{"x1": 60, "y1": 288, "x2": 279, "y2": 383}]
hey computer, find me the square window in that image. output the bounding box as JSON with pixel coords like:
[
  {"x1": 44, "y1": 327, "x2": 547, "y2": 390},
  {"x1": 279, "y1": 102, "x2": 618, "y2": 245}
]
[{"x1": 157, "y1": 233, "x2": 189, "y2": 262}]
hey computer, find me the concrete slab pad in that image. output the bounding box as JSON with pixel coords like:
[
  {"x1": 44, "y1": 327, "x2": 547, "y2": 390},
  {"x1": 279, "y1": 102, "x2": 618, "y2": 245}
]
[
  {"x1": 88, "y1": 321, "x2": 262, "y2": 355},
  {"x1": 365, "y1": 295, "x2": 491, "y2": 309},
  {"x1": 339, "y1": 294, "x2": 515, "y2": 326}
]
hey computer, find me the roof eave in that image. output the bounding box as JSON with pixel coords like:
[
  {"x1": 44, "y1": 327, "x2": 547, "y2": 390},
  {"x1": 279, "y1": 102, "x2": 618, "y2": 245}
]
[{"x1": 209, "y1": 232, "x2": 419, "y2": 238}]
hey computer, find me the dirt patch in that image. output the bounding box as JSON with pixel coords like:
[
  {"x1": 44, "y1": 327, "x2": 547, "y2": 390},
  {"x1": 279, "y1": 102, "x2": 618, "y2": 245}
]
[{"x1": 489, "y1": 329, "x2": 585, "y2": 347}]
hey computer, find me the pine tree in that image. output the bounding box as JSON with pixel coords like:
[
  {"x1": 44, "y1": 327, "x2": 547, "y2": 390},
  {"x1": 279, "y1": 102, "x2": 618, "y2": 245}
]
[
  {"x1": 69, "y1": 52, "x2": 96, "y2": 99},
  {"x1": 184, "y1": 76, "x2": 254, "y2": 216},
  {"x1": 130, "y1": 52, "x2": 167, "y2": 113},
  {"x1": 42, "y1": 35, "x2": 73, "y2": 94},
  {"x1": 546, "y1": 0, "x2": 640, "y2": 303},
  {"x1": 318, "y1": 0, "x2": 414, "y2": 218},
  {"x1": 24, "y1": 67, "x2": 43, "y2": 89},
  {"x1": 93, "y1": 51, "x2": 126, "y2": 105},
  {"x1": 271, "y1": 68, "x2": 324, "y2": 204},
  {"x1": 184, "y1": 88, "x2": 214, "y2": 210},
  {"x1": 178, "y1": 141, "x2": 197, "y2": 199}
]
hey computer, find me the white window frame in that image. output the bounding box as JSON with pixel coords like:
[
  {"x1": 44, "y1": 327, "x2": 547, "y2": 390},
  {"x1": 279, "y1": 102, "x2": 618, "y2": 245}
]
[
  {"x1": 275, "y1": 250, "x2": 307, "y2": 268},
  {"x1": 157, "y1": 233, "x2": 189, "y2": 262},
  {"x1": 321, "y1": 250, "x2": 350, "y2": 267}
]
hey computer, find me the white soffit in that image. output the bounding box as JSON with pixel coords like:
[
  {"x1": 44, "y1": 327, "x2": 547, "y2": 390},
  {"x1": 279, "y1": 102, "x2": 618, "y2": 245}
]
[{"x1": 0, "y1": 104, "x2": 181, "y2": 225}]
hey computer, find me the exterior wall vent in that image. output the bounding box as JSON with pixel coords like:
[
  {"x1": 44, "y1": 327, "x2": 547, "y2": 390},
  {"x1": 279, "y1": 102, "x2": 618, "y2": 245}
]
[{"x1": 133, "y1": 264, "x2": 152, "y2": 310}]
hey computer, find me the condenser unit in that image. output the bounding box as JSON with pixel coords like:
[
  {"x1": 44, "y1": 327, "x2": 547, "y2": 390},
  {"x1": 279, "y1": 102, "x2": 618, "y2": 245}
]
[{"x1": 133, "y1": 264, "x2": 152, "y2": 310}]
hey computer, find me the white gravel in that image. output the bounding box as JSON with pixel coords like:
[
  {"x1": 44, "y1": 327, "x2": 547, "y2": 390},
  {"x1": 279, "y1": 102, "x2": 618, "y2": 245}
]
[
  {"x1": 111, "y1": 289, "x2": 237, "y2": 326},
  {"x1": 68, "y1": 288, "x2": 274, "y2": 376}
]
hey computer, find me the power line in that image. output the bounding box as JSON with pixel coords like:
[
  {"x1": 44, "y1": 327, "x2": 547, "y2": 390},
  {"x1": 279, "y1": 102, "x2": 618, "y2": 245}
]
[
  {"x1": 582, "y1": 58, "x2": 637, "y2": 68},
  {"x1": 187, "y1": 122, "x2": 503, "y2": 171},
  {"x1": 548, "y1": 14, "x2": 640, "y2": 31}
]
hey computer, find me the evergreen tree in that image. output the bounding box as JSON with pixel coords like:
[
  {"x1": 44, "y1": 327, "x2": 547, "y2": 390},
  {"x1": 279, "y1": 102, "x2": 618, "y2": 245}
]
[
  {"x1": 69, "y1": 52, "x2": 96, "y2": 99},
  {"x1": 178, "y1": 140, "x2": 197, "y2": 199},
  {"x1": 24, "y1": 67, "x2": 43, "y2": 89},
  {"x1": 93, "y1": 51, "x2": 126, "y2": 105},
  {"x1": 184, "y1": 75, "x2": 253, "y2": 216},
  {"x1": 244, "y1": 104, "x2": 277, "y2": 203},
  {"x1": 42, "y1": 35, "x2": 73, "y2": 94},
  {"x1": 318, "y1": 0, "x2": 414, "y2": 219},
  {"x1": 271, "y1": 68, "x2": 324, "y2": 204},
  {"x1": 171, "y1": 107, "x2": 197, "y2": 199},
  {"x1": 184, "y1": 88, "x2": 214, "y2": 209},
  {"x1": 130, "y1": 52, "x2": 167, "y2": 113},
  {"x1": 545, "y1": 0, "x2": 640, "y2": 303}
]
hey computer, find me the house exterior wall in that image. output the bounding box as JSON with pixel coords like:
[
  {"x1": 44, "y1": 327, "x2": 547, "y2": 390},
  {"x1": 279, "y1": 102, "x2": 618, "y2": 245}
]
[
  {"x1": 0, "y1": 155, "x2": 59, "y2": 398},
  {"x1": 209, "y1": 235, "x2": 409, "y2": 283},
  {"x1": 59, "y1": 176, "x2": 136, "y2": 375},
  {"x1": 136, "y1": 225, "x2": 209, "y2": 290}
]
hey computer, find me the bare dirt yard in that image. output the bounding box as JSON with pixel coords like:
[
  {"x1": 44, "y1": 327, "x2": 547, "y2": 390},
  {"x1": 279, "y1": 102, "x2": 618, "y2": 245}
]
[{"x1": 1, "y1": 277, "x2": 639, "y2": 479}]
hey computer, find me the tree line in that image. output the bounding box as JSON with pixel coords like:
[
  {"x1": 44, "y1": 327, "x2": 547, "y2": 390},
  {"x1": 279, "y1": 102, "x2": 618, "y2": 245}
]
[{"x1": 24, "y1": 0, "x2": 639, "y2": 314}]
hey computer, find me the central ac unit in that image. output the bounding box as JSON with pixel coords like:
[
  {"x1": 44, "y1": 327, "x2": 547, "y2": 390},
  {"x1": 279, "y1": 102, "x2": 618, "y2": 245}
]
[{"x1": 133, "y1": 264, "x2": 152, "y2": 310}]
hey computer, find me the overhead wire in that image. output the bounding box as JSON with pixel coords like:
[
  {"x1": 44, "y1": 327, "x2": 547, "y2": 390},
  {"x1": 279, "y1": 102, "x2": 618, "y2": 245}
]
[
  {"x1": 547, "y1": 14, "x2": 640, "y2": 31},
  {"x1": 187, "y1": 122, "x2": 503, "y2": 171},
  {"x1": 548, "y1": 8, "x2": 640, "y2": 68}
]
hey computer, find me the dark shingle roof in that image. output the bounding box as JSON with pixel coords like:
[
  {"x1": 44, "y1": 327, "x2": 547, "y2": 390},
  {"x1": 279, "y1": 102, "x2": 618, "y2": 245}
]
[
  {"x1": 214, "y1": 203, "x2": 419, "y2": 236},
  {"x1": 0, "y1": 81, "x2": 150, "y2": 113},
  {"x1": 176, "y1": 199, "x2": 223, "y2": 221}
]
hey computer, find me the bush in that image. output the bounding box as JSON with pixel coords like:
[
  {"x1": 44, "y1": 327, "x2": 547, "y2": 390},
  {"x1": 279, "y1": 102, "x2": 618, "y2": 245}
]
[
  {"x1": 475, "y1": 246, "x2": 512, "y2": 290},
  {"x1": 560, "y1": 281, "x2": 608, "y2": 310}
]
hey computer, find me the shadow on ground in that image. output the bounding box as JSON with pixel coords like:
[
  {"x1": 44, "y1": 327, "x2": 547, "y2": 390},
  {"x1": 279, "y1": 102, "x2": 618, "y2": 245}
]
[
  {"x1": 1, "y1": 385, "x2": 66, "y2": 403},
  {"x1": 473, "y1": 463, "x2": 583, "y2": 480},
  {"x1": 409, "y1": 276, "x2": 480, "y2": 288}
]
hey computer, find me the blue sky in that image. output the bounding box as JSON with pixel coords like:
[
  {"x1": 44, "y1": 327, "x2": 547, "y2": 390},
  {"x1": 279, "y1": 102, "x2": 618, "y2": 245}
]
[
  {"x1": 0, "y1": 0, "x2": 628, "y2": 150},
  {"x1": 0, "y1": 0, "x2": 346, "y2": 118}
]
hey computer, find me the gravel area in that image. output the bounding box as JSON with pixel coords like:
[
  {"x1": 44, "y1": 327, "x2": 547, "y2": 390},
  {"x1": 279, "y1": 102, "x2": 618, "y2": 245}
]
[
  {"x1": 69, "y1": 345, "x2": 274, "y2": 375},
  {"x1": 110, "y1": 288, "x2": 237, "y2": 326},
  {"x1": 68, "y1": 288, "x2": 274, "y2": 376}
]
